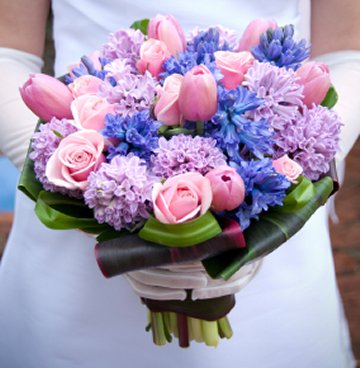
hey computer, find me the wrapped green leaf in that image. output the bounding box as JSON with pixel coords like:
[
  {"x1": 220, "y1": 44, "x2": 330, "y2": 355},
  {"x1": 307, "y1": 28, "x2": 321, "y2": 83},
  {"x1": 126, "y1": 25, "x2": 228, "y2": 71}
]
[
  {"x1": 138, "y1": 212, "x2": 222, "y2": 247},
  {"x1": 202, "y1": 175, "x2": 334, "y2": 280},
  {"x1": 95, "y1": 218, "x2": 245, "y2": 277}
]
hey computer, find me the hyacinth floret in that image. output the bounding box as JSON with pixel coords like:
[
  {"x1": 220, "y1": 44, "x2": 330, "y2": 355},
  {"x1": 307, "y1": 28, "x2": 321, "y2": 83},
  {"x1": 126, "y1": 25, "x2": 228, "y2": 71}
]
[
  {"x1": 252, "y1": 25, "x2": 310, "y2": 70},
  {"x1": 98, "y1": 60, "x2": 158, "y2": 116},
  {"x1": 230, "y1": 158, "x2": 291, "y2": 230},
  {"x1": 206, "y1": 85, "x2": 273, "y2": 163},
  {"x1": 101, "y1": 28, "x2": 145, "y2": 68},
  {"x1": 161, "y1": 28, "x2": 229, "y2": 81},
  {"x1": 84, "y1": 154, "x2": 157, "y2": 231},
  {"x1": 65, "y1": 55, "x2": 108, "y2": 84},
  {"x1": 274, "y1": 105, "x2": 342, "y2": 180},
  {"x1": 244, "y1": 60, "x2": 304, "y2": 132},
  {"x1": 151, "y1": 134, "x2": 227, "y2": 178},
  {"x1": 103, "y1": 109, "x2": 161, "y2": 162},
  {"x1": 188, "y1": 25, "x2": 238, "y2": 50},
  {"x1": 29, "y1": 118, "x2": 82, "y2": 198}
]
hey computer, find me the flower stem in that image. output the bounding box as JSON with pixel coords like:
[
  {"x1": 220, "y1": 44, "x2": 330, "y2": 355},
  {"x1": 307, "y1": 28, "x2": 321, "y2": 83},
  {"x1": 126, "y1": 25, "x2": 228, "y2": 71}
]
[
  {"x1": 196, "y1": 121, "x2": 204, "y2": 136},
  {"x1": 217, "y1": 317, "x2": 233, "y2": 339},
  {"x1": 188, "y1": 317, "x2": 203, "y2": 342},
  {"x1": 201, "y1": 320, "x2": 219, "y2": 347},
  {"x1": 150, "y1": 312, "x2": 167, "y2": 346},
  {"x1": 177, "y1": 313, "x2": 190, "y2": 348}
]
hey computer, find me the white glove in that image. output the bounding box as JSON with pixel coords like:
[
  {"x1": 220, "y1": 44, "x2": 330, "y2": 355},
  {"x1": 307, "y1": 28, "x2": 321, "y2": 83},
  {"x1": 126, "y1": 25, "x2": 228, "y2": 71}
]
[
  {"x1": 314, "y1": 51, "x2": 360, "y2": 221},
  {"x1": 314, "y1": 50, "x2": 360, "y2": 165},
  {"x1": 125, "y1": 260, "x2": 262, "y2": 301},
  {"x1": 0, "y1": 47, "x2": 43, "y2": 170}
]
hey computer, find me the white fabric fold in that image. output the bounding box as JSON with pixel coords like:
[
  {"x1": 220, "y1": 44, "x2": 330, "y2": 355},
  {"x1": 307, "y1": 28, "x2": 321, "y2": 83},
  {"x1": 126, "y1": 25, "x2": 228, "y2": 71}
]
[{"x1": 126, "y1": 260, "x2": 262, "y2": 301}]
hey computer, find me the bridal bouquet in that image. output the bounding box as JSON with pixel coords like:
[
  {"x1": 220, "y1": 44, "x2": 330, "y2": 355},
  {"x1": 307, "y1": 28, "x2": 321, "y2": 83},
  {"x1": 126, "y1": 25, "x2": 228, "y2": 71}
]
[{"x1": 19, "y1": 15, "x2": 341, "y2": 347}]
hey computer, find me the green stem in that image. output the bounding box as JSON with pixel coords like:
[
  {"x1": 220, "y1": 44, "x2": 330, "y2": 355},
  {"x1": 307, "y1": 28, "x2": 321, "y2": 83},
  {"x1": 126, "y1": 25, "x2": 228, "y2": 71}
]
[
  {"x1": 217, "y1": 317, "x2": 233, "y2": 339},
  {"x1": 151, "y1": 312, "x2": 167, "y2": 346},
  {"x1": 196, "y1": 121, "x2": 204, "y2": 136},
  {"x1": 168, "y1": 312, "x2": 179, "y2": 338},
  {"x1": 201, "y1": 320, "x2": 219, "y2": 347},
  {"x1": 188, "y1": 317, "x2": 203, "y2": 342}
]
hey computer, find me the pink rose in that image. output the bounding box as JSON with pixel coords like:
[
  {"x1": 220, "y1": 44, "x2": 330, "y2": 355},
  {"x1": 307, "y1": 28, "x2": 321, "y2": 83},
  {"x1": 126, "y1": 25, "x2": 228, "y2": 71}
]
[
  {"x1": 136, "y1": 39, "x2": 171, "y2": 78},
  {"x1": 205, "y1": 166, "x2": 245, "y2": 211},
  {"x1": 148, "y1": 14, "x2": 186, "y2": 56},
  {"x1": 154, "y1": 74, "x2": 184, "y2": 125},
  {"x1": 273, "y1": 155, "x2": 303, "y2": 183},
  {"x1": 214, "y1": 51, "x2": 254, "y2": 90},
  {"x1": 178, "y1": 64, "x2": 218, "y2": 122},
  {"x1": 237, "y1": 19, "x2": 277, "y2": 51},
  {"x1": 296, "y1": 61, "x2": 331, "y2": 107},
  {"x1": 152, "y1": 172, "x2": 212, "y2": 224},
  {"x1": 46, "y1": 130, "x2": 106, "y2": 190},
  {"x1": 71, "y1": 95, "x2": 116, "y2": 130},
  {"x1": 68, "y1": 75, "x2": 103, "y2": 98},
  {"x1": 20, "y1": 73, "x2": 73, "y2": 122}
]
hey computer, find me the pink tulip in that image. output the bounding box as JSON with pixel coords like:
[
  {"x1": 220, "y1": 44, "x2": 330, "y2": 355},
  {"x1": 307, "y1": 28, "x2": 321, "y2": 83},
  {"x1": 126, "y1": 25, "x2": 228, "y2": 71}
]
[
  {"x1": 148, "y1": 14, "x2": 186, "y2": 57},
  {"x1": 237, "y1": 19, "x2": 277, "y2": 51},
  {"x1": 68, "y1": 75, "x2": 103, "y2": 98},
  {"x1": 136, "y1": 39, "x2": 171, "y2": 78},
  {"x1": 205, "y1": 166, "x2": 245, "y2": 211},
  {"x1": 214, "y1": 50, "x2": 254, "y2": 90},
  {"x1": 272, "y1": 155, "x2": 303, "y2": 183},
  {"x1": 20, "y1": 73, "x2": 73, "y2": 121},
  {"x1": 46, "y1": 130, "x2": 106, "y2": 190},
  {"x1": 296, "y1": 61, "x2": 331, "y2": 107},
  {"x1": 71, "y1": 95, "x2": 116, "y2": 131},
  {"x1": 152, "y1": 172, "x2": 212, "y2": 224},
  {"x1": 154, "y1": 74, "x2": 184, "y2": 125},
  {"x1": 178, "y1": 64, "x2": 218, "y2": 122}
]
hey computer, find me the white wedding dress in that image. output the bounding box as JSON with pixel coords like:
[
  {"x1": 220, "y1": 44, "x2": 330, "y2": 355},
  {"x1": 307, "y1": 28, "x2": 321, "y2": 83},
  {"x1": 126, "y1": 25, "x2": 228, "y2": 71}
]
[{"x1": 0, "y1": 1, "x2": 355, "y2": 367}]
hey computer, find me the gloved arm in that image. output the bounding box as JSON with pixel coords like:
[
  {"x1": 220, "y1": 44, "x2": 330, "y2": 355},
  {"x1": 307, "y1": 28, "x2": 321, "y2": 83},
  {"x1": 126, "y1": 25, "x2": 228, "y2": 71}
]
[
  {"x1": 0, "y1": 0, "x2": 50, "y2": 170},
  {"x1": 0, "y1": 48, "x2": 43, "y2": 170},
  {"x1": 315, "y1": 51, "x2": 360, "y2": 164}
]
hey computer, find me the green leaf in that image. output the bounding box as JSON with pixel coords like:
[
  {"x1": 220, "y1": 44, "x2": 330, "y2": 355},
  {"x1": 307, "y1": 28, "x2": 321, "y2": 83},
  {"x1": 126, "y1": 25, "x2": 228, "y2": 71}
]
[
  {"x1": 17, "y1": 120, "x2": 44, "y2": 201},
  {"x1": 138, "y1": 212, "x2": 222, "y2": 247},
  {"x1": 321, "y1": 85, "x2": 338, "y2": 109},
  {"x1": 202, "y1": 176, "x2": 334, "y2": 280},
  {"x1": 34, "y1": 190, "x2": 110, "y2": 233},
  {"x1": 130, "y1": 18, "x2": 149, "y2": 35},
  {"x1": 279, "y1": 176, "x2": 316, "y2": 212},
  {"x1": 162, "y1": 127, "x2": 195, "y2": 138}
]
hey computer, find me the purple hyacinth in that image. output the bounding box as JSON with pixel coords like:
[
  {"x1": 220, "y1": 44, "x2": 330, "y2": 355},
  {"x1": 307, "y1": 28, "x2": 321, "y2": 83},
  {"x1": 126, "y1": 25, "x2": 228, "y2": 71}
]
[
  {"x1": 274, "y1": 105, "x2": 342, "y2": 180},
  {"x1": 244, "y1": 61, "x2": 304, "y2": 131},
  {"x1": 151, "y1": 134, "x2": 227, "y2": 178},
  {"x1": 84, "y1": 154, "x2": 157, "y2": 231},
  {"x1": 29, "y1": 118, "x2": 82, "y2": 198},
  {"x1": 98, "y1": 60, "x2": 158, "y2": 117},
  {"x1": 101, "y1": 28, "x2": 144, "y2": 69},
  {"x1": 252, "y1": 25, "x2": 310, "y2": 70}
]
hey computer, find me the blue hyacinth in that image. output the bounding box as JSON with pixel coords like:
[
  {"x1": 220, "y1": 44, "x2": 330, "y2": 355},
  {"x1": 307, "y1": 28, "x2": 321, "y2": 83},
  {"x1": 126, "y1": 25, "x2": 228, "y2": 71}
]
[
  {"x1": 252, "y1": 25, "x2": 310, "y2": 70},
  {"x1": 230, "y1": 158, "x2": 291, "y2": 230},
  {"x1": 205, "y1": 86, "x2": 274, "y2": 163},
  {"x1": 103, "y1": 110, "x2": 161, "y2": 162},
  {"x1": 161, "y1": 28, "x2": 230, "y2": 81},
  {"x1": 65, "y1": 55, "x2": 108, "y2": 84}
]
